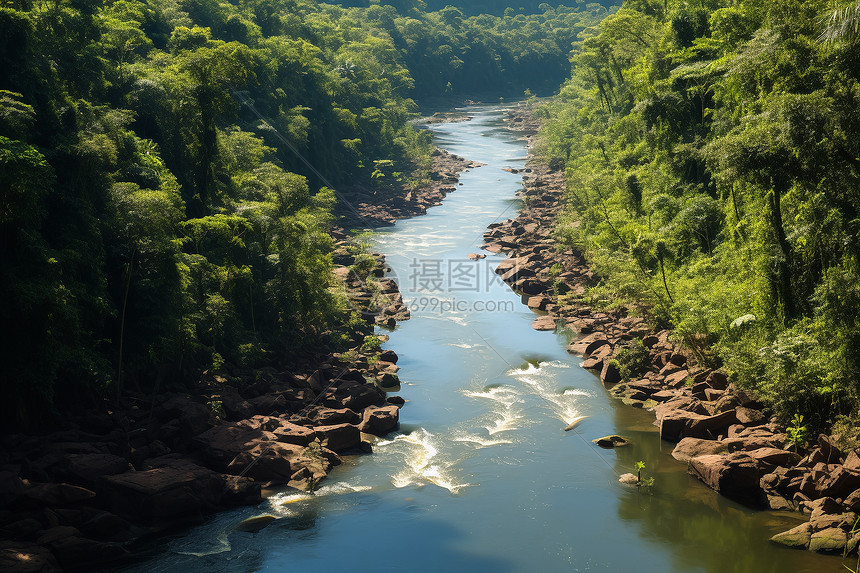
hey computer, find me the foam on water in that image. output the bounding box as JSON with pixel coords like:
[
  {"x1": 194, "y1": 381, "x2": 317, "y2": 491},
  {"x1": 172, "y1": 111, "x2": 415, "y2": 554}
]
[
  {"x1": 449, "y1": 342, "x2": 482, "y2": 349},
  {"x1": 174, "y1": 533, "x2": 231, "y2": 557},
  {"x1": 383, "y1": 429, "x2": 472, "y2": 494},
  {"x1": 452, "y1": 433, "x2": 513, "y2": 448}
]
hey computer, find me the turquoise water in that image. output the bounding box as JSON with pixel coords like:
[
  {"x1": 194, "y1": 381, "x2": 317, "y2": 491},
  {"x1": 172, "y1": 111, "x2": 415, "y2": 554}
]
[{"x1": 115, "y1": 107, "x2": 844, "y2": 573}]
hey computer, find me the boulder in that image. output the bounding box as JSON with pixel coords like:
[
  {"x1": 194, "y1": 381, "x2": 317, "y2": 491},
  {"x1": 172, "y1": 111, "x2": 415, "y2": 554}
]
[
  {"x1": 671, "y1": 438, "x2": 729, "y2": 463},
  {"x1": 685, "y1": 410, "x2": 739, "y2": 439},
  {"x1": 766, "y1": 494, "x2": 795, "y2": 511},
  {"x1": 159, "y1": 396, "x2": 210, "y2": 438},
  {"x1": 248, "y1": 394, "x2": 288, "y2": 416},
  {"x1": 531, "y1": 315, "x2": 557, "y2": 331},
  {"x1": 45, "y1": 535, "x2": 127, "y2": 568},
  {"x1": 809, "y1": 527, "x2": 848, "y2": 554},
  {"x1": 770, "y1": 522, "x2": 812, "y2": 549},
  {"x1": 379, "y1": 350, "x2": 399, "y2": 364},
  {"x1": 10, "y1": 483, "x2": 96, "y2": 510},
  {"x1": 592, "y1": 435, "x2": 630, "y2": 448},
  {"x1": 844, "y1": 489, "x2": 860, "y2": 513},
  {"x1": 310, "y1": 407, "x2": 361, "y2": 426},
  {"x1": 568, "y1": 335, "x2": 608, "y2": 356},
  {"x1": 688, "y1": 452, "x2": 761, "y2": 500},
  {"x1": 357, "y1": 405, "x2": 399, "y2": 436},
  {"x1": 817, "y1": 466, "x2": 860, "y2": 500},
  {"x1": 706, "y1": 371, "x2": 729, "y2": 390},
  {"x1": 812, "y1": 434, "x2": 844, "y2": 465},
  {"x1": 747, "y1": 448, "x2": 801, "y2": 469},
  {"x1": 272, "y1": 421, "x2": 317, "y2": 446},
  {"x1": 735, "y1": 407, "x2": 766, "y2": 426},
  {"x1": 600, "y1": 361, "x2": 621, "y2": 385},
  {"x1": 192, "y1": 423, "x2": 267, "y2": 470},
  {"x1": 844, "y1": 449, "x2": 860, "y2": 472},
  {"x1": 100, "y1": 459, "x2": 224, "y2": 519},
  {"x1": 313, "y1": 424, "x2": 361, "y2": 452},
  {"x1": 0, "y1": 541, "x2": 60, "y2": 573},
  {"x1": 326, "y1": 381, "x2": 385, "y2": 412},
  {"x1": 62, "y1": 454, "x2": 132, "y2": 487},
  {"x1": 226, "y1": 442, "x2": 310, "y2": 483}
]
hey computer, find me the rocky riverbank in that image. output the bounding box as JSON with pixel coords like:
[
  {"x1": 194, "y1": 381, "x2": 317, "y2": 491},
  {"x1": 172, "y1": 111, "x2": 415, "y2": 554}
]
[
  {"x1": 0, "y1": 127, "x2": 487, "y2": 572},
  {"x1": 489, "y1": 104, "x2": 860, "y2": 559},
  {"x1": 336, "y1": 147, "x2": 484, "y2": 229}
]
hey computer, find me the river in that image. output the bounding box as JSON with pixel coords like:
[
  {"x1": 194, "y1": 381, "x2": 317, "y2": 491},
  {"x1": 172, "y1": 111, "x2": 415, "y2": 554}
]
[{"x1": 115, "y1": 106, "x2": 844, "y2": 573}]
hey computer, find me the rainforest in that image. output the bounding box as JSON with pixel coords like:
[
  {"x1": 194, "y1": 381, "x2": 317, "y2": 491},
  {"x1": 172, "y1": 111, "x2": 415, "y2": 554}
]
[{"x1": 1, "y1": 1, "x2": 859, "y2": 572}]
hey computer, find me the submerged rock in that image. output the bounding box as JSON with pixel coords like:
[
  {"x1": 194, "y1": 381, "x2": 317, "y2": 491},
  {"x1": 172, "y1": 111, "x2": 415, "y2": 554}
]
[
  {"x1": 592, "y1": 435, "x2": 630, "y2": 448},
  {"x1": 235, "y1": 515, "x2": 278, "y2": 533}
]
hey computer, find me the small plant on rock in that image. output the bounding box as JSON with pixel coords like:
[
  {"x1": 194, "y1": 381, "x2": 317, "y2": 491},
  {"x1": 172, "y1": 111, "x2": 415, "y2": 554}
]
[
  {"x1": 634, "y1": 460, "x2": 655, "y2": 489},
  {"x1": 786, "y1": 414, "x2": 808, "y2": 452}
]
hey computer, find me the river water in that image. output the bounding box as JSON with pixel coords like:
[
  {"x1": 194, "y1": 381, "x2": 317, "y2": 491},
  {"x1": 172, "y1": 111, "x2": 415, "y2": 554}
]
[{"x1": 117, "y1": 107, "x2": 844, "y2": 573}]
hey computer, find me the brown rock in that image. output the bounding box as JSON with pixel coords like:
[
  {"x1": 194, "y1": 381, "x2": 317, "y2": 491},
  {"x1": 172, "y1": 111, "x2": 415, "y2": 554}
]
[
  {"x1": 159, "y1": 396, "x2": 210, "y2": 438},
  {"x1": 814, "y1": 434, "x2": 844, "y2": 465},
  {"x1": 226, "y1": 442, "x2": 310, "y2": 483},
  {"x1": 531, "y1": 315, "x2": 557, "y2": 331},
  {"x1": 844, "y1": 489, "x2": 860, "y2": 513},
  {"x1": 192, "y1": 423, "x2": 266, "y2": 470},
  {"x1": 357, "y1": 405, "x2": 399, "y2": 435},
  {"x1": 100, "y1": 459, "x2": 224, "y2": 519},
  {"x1": 0, "y1": 541, "x2": 60, "y2": 572},
  {"x1": 770, "y1": 522, "x2": 812, "y2": 549},
  {"x1": 600, "y1": 361, "x2": 621, "y2": 385},
  {"x1": 818, "y1": 466, "x2": 860, "y2": 500},
  {"x1": 659, "y1": 409, "x2": 706, "y2": 442},
  {"x1": 735, "y1": 407, "x2": 766, "y2": 426},
  {"x1": 47, "y1": 535, "x2": 127, "y2": 568},
  {"x1": 10, "y1": 483, "x2": 96, "y2": 510},
  {"x1": 688, "y1": 452, "x2": 761, "y2": 500},
  {"x1": 844, "y1": 449, "x2": 860, "y2": 472},
  {"x1": 810, "y1": 527, "x2": 848, "y2": 553},
  {"x1": 313, "y1": 424, "x2": 361, "y2": 451},
  {"x1": 766, "y1": 494, "x2": 795, "y2": 511},
  {"x1": 272, "y1": 421, "x2": 317, "y2": 446},
  {"x1": 706, "y1": 371, "x2": 728, "y2": 390},
  {"x1": 663, "y1": 370, "x2": 690, "y2": 388},
  {"x1": 248, "y1": 394, "x2": 288, "y2": 416},
  {"x1": 326, "y1": 381, "x2": 385, "y2": 412},
  {"x1": 747, "y1": 448, "x2": 801, "y2": 469},
  {"x1": 63, "y1": 454, "x2": 132, "y2": 486},
  {"x1": 671, "y1": 438, "x2": 729, "y2": 463},
  {"x1": 686, "y1": 410, "x2": 739, "y2": 439},
  {"x1": 379, "y1": 349, "x2": 398, "y2": 364},
  {"x1": 310, "y1": 407, "x2": 361, "y2": 426}
]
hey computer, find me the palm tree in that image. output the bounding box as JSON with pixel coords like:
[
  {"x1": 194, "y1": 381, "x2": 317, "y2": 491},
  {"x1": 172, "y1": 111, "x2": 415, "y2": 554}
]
[{"x1": 820, "y1": 2, "x2": 860, "y2": 44}]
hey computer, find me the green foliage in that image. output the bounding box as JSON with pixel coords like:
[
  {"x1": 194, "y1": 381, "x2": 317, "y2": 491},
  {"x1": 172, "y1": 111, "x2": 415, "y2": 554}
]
[
  {"x1": 541, "y1": 0, "x2": 860, "y2": 429},
  {"x1": 614, "y1": 338, "x2": 651, "y2": 382},
  {"x1": 361, "y1": 334, "x2": 383, "y2": 351},
  {"x1": 786, "y1": 414, "x2": 808, "y2": 452}
]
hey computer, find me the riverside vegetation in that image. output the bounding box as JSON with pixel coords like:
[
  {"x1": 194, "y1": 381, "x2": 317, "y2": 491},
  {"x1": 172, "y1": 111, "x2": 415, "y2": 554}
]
[
  {"x1": 0, "y1": 0, "x2": 609, "y2": 430},
  {"x1": 0, "y1": 1, "x2": 613, "y2": 569},
  {"x1": 537, "y1": 0, "x2": 860, "y2": 441}
]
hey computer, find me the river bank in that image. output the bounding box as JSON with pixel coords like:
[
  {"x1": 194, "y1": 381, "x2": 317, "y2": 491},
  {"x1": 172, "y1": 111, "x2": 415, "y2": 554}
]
[
  {"x1": 0, "y1": 137, "x2": 484, "y2": 572},
  {"x1": 492, "y1": 103, "x2": 860, "y2": 561}
]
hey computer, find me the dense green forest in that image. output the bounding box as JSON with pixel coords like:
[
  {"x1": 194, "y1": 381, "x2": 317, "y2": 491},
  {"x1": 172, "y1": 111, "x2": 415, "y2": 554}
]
[
  {"x1": 0, "y1": 0, "x2": 610, "y2": 428},
  {"x1": 338, "y1": 1, "x2": 617, "y2": 16},
  {"x1": 539, "y1": 0, "x2": 860, "y2": 435}
]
